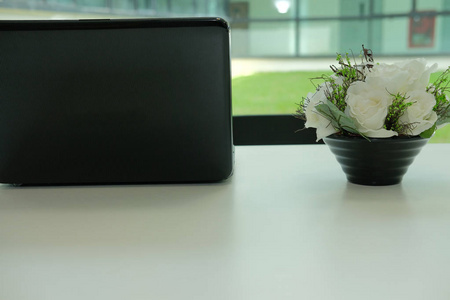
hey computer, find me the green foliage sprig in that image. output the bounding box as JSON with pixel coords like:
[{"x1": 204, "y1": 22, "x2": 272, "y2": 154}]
[
  {"x1": 384, "y1": 93, "x2": 414, "y2": 134},
  {"x1": 428, "y1": 68, "x2": 450, "y2": 127}
]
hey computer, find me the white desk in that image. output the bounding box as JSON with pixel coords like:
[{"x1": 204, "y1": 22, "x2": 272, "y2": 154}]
[{"x1": 1, "y1": 144, "x2": 450, "y2": 300}]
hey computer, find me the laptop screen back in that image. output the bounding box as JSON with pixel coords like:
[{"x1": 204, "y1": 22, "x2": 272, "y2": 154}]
[{"x1": 0, "y1": 18, "x2": 233, "y2": 184}]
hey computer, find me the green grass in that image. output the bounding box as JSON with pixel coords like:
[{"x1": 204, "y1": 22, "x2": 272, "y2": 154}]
[
  {"x1": 232, "y1": 71, "x2": 330, "y2": 115},
  {"x1": 232, "y1": 71, "x2": 450, "y2": 143}
]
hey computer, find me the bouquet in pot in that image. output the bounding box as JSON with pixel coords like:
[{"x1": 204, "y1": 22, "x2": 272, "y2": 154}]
[{"x1": 296, "y1": 46, "x2": 450, "y2": 141}]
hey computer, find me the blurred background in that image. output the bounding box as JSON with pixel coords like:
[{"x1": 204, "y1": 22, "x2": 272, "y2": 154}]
[{"x1": 1, "y1": 0, "x2": 450, "y2": 141}]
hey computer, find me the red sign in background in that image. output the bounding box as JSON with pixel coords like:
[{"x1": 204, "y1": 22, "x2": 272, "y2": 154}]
[{"x1": 409, "y1": 11, "x2": 436, "y2": 48}]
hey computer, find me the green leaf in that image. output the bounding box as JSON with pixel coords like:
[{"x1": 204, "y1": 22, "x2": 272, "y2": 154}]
[
  {"x1": 436, "y1": 116, "x2": 450, "y2": 127},
  {"x1": 420, "y1": 124, "x2": 437, "y2": 138},
  {"x1": 315, "y1": 100, "x2": 364, "y2": 136}
]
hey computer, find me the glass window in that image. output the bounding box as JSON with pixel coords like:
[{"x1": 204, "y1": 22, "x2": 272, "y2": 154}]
[
  {"x1": 170, "y1": 0, "x2": 196, "y2": 14},
  {"x1": 380, "y1": 17, "x2": 410, "y2": 54},
  {"x1": 417, "y1": 0, "x2": 441, "y2": 11},
  {"x1": 231, "y1": 0, "x2": 297, "y2": 19},
  {"x1": 298, "y1": 20, "x2": 339, "y2": 56},
  {"x1": 379, "y1": 0, "x2": 413, "y2": 14},
  {"x1": 249, "y1": 21, "x2": 296, "y2": 56},
  {"x1": 382, "y1": 0, "x2": 411, "y2": 13},
  {"x1": 80, "y1": 0, "x2": 107, "y2": 7},
  {"x1": 110, "y1": 0, "x2": 133, "y2": 10},
  {"x1": 153, "y1": 0, "x2": 171, "y2": 14},
  {"x1": 300, "y1": 0, "x2": 344, "y2": 18}
]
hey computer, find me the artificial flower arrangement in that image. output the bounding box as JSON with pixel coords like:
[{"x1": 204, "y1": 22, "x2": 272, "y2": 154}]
[{"x1": 296, "y1": 45, "x2": 450, "y2": 141}]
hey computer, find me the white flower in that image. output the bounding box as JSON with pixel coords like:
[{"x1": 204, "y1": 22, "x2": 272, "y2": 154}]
[
  {"x1": 399, "y1": 90, "x2": 437, "y2": 135},
  {"x1": 366, "y1": 59, "x2": 437, "y2": 94},
  {"x1": 304, "y1": 83, "x2": 338, "y2": 141},
  {"x1": 300, "y1": 53, "x2": 444, "y2": 139},
  {"x1": 345, "y1": 78, "x2": 398, "y2": 138}
]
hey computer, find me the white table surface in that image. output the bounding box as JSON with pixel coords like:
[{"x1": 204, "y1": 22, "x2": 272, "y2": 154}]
[{"x1": 1, "y1": 144, "x2": 450, "y2": 300}]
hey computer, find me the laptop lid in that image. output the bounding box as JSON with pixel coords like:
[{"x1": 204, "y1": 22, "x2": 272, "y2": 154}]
[{"x1": 0, "y1": 18, "x2": 233, "y2": 185}]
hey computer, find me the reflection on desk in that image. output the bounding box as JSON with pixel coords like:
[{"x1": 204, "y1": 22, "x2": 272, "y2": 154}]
[{"x1": 1, "y1": 144, "x2": 450, "y2": 300}]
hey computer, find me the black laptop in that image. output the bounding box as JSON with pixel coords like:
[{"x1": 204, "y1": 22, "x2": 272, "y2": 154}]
[{"x1": 0, "y1": 18, "x2": 233, "y2": 185}]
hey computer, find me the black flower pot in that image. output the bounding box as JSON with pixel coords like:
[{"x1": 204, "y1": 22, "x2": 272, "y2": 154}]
[{"x1": 323, "y1": 134, "x2": 429, "y2": 186}]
